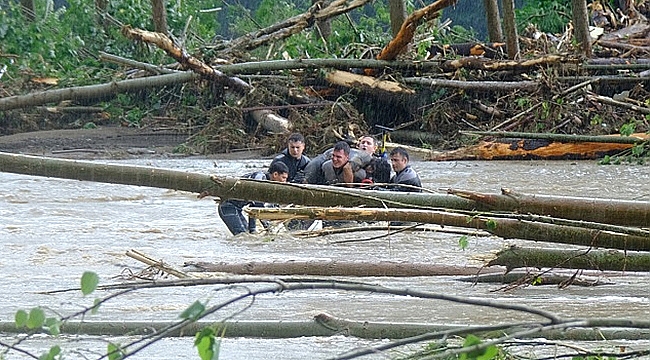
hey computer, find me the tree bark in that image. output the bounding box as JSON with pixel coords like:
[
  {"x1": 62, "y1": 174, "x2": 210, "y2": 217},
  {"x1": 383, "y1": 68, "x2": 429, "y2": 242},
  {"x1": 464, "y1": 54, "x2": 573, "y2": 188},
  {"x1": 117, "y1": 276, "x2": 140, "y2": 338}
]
[
  {"x1": 483, "y1": 0, "x2": 502, "y2": 42},
  {"x1": 313, "y1": 0, "x2": 332, "y2": 39},
  {"x1": 20, "y1": 0, "x2": 35, "y2": 21},
  {"x1": 572, "y1": 0, "x2": 592, "y2": 57},
  {"x1": 2, "y1": 152, "x2": 650, "y2": 227},
  {"x1": 184, "y1": 260, "x2": 496, "y2": 277},
  {"x1": 151, "y1": 0, "x2": 169, "y2": 35},
  {"x1": 326, "y1": 70, "x2": 415, "y2": 94},
  {"x1": 487, "y1": 246, "x2": 650, "y2": 272},
  {"x1": 375, "y1": 0, "x2": 458, "y2": 62},
  {"x1": 501, "y1": 0, "x2": 520, "y2": 59},
  {"x1": 460, "y1": 271, "x2": 613, "y2": 287},
  {"x1": 388, "y1": 0, "x2": 407, "y2": 37},
  {"x1": 0, "y1": 72, "x2": 199, "y2": 111},
  {"x1": 247, "y1": 206, "x2": 650, "y2": 251}
]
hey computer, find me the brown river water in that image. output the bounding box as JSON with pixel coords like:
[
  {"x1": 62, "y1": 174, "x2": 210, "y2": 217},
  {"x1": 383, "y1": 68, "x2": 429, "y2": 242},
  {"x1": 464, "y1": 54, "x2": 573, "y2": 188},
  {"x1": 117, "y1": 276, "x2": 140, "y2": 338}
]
[{"x1": 1, "y1": 158, "x2": 650, "y2": 359}]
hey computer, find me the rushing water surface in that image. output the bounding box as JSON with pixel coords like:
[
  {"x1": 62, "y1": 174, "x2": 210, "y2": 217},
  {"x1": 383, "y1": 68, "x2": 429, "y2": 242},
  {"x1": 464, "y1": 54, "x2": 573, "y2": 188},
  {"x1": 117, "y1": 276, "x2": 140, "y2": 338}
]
[{"x1": 1, "y1": 157, "x2": 650, "y2": 359}]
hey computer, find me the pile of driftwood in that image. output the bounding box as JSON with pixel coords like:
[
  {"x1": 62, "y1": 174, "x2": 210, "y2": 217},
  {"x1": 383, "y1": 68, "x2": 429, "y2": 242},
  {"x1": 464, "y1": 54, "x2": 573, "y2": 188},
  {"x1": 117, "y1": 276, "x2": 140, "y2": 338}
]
[{"x1": 4, "y1": 0, "x2": 650, "y2": 157}]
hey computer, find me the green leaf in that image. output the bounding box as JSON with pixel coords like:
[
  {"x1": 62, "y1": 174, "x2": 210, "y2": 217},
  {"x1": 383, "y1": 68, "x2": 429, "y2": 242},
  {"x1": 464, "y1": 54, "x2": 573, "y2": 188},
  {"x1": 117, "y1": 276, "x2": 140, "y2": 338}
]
[
  {"x1": 195, "y1": 328, "x2": 218, "y2": 360},
  {"x1": 485, "y1": 219, "x2": 497, "y2": 231},
  {"x1": 27, "y1": 307, "x2": 46, "y2": 329},
  {"x1": 15, "y1": 310, "x2": 28, "y2": 327},
  {"x1": 80, "y1": 271, "x2": 99, "y2": 296},
  {"x1": 477, "y1": 345, "x2": 499, "y2": 360},
  {"x1": 107, "y1": 342, "x2": 124, "y2": 360},
  {"x1": 38, "y1": 345, "x2": 61, "y2": 360},
  {"x1": 180, "y1": 300, "x2": 206, "y2": 321},
  {"x1": 44, "y1": 317, "x2": 61, "y2": 336},
  {"x1": 458, "y1": 235, "x2": 469, "y2": 250},
  {"x1": 91, "y1": 298, "x2": 101, "y2": 315}
]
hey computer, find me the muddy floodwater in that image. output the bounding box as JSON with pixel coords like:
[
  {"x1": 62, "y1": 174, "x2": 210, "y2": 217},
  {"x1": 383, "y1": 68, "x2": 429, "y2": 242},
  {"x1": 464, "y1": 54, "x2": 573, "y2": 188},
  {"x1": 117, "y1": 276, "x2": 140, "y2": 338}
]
[{"x1": 1, "y1": 158, "x2": 650, "y2": 359}]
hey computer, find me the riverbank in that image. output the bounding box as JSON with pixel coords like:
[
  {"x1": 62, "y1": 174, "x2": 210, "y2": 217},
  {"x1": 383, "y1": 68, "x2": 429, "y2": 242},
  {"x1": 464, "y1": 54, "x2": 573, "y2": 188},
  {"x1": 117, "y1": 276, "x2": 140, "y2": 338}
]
[{"x1": 0, "y1": 126, "x2": 263, "y2": 160}]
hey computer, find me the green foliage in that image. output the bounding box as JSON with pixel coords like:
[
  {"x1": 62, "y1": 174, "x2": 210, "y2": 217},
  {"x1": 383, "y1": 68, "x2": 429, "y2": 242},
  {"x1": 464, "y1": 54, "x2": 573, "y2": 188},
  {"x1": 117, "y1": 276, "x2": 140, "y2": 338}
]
[
  {"x1": 620, "y1": 120, "x2": 637, "y2": 136},
  {"x1": 458, "y1": 235, "x2": 469, "y2": 250},
  {"x1": 460, "y1": 334, "x2": 500, "y2": 360},
  {"x1": 195, "y1": 327, "x2": 222, "y2": 360},
  {"x1": 38, "y1": 345, "x2": 61, "y2": 360},
  {"x1": 517, "y1": 0, "x2": 571, "y2": 34},
  {"x1": 107, "y1": 342, "x2": 125, "y2": 360},
  {"x1": 180, "y1": 300, "x2": 206, "y2": 321},
  {"x1": 81, "y1": 271, "x2": 99, "y2": 296},
  {"x1": 485, "y1": 219, "x2": 497, "y2": 231}
]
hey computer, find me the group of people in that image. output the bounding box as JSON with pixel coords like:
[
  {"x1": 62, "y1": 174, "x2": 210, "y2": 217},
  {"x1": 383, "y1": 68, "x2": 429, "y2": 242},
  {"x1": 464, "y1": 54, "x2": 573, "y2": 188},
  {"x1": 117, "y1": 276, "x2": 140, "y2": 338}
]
[{"x1": 218, "y1": 133, "x2": 422, "y2": 235}]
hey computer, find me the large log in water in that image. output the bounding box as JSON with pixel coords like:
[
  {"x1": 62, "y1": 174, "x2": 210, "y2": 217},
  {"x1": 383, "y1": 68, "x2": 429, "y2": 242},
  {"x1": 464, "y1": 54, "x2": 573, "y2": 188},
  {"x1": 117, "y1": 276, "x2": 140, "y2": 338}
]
[
  {"x1": 1, "y1": 152, "x2": 650, "y2": 227},
  {"x1": 487, "y1": 246, "x2": 650, "y2": 272},
  {"x1": 183, "y1": 260, "x2": 496, "y2": 277}
]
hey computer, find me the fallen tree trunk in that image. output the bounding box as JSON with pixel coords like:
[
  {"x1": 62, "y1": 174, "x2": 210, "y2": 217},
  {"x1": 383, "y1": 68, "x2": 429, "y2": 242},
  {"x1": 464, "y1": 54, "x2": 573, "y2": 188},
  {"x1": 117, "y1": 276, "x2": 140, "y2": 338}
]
[
  {"x1": 458, "y1": 270, "x2": 614, "y2": 287},
  {"x1": 487, "y1": 246, "x2": 650, "y2": 272},
  {"x1": 2, "y1": 317, "x2": 649, "y2": 340},
  {"x1": 2, "y1": 152, "x2": 650, "y2": 227},
  {"x1": 430, "y1": 133, "x2": 647, "y2": 161},
  {"x1": 183, "y1": 260, "x2": 497, "y2": 277},
  {"x1": 0, "y1": 72, "x2": 198, "y2": 111},
  {"x1": 247, "y1": 206, "x2": 650, "y2": 251},
  {"x1": 326, "y1": 70, "x2": 415, "y2": 94}
]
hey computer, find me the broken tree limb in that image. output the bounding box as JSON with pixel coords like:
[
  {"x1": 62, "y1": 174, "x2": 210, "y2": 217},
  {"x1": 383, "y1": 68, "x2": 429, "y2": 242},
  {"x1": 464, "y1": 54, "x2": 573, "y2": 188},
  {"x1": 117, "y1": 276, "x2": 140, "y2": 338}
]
[
  {"x1": 459, "y1": 270, "x2": 613, "y2": 287},
  {"x1": 375, "y1": 0, "x2": 458, "y2": 62},
  {"x1": 183, "y1": 260, "x2": 498, "y2": 277},
  {"x1": 402, "y1": 77, "x2": 539, "y2": 92},
  {"x1": 3, "y1": 152, "x2": 650, "y2": 226},
  {"x1": 0, "y1": 72, "x2": 198, "y2": 111},
  {"x1": 126, "y1": 249, "x2": 191, "y2": 278},
  {"x1": 487, "y1": 245, "x2": 650, "y2": 272},
  {"x1": 445, "y1": 187, "x2": 650, "y2": 228},
  {"x1": 216, "y1": 0, "x2": 371, "y2": 55},
  {"x1": 121, "y1": 26, "x2": 251, "y2": 94},
  {"x1": 326, "y1": 70, "x2": 415, "y2": 94},
  {"x1": 438, "y1": 55, "x2": 578, "y2": 73},
  {"x1": 586, "y1": 93, "x2": 650, "y2": 115},
  {"x1": 247, "y1": 206, "x2": 650, "y2": 251}
]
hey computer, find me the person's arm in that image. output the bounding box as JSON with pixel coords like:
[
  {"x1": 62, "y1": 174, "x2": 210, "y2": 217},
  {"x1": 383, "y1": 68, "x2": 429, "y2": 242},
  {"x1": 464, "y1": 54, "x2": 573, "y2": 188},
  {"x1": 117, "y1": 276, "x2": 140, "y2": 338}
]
[{"x1": 341, "y1": 162, "x2": 354, "y2": 185}]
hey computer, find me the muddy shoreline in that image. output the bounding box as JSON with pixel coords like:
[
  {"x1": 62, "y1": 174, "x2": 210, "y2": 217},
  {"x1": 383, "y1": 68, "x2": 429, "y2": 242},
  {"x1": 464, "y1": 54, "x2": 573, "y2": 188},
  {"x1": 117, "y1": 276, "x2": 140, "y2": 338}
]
[{"x1": 0, "y1": 126, "x2": 263, "y2": 160}]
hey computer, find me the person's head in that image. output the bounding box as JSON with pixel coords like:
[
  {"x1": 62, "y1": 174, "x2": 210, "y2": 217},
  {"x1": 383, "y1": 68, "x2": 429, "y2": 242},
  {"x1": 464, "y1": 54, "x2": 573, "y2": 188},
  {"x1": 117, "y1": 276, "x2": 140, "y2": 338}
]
[
  {"x1": 357, "y1": 135, "x2": 378, "y2": 155},
  {"x1": 331, "y1": 141, "x2": 350, "y2": 169},
  {"x1": 389, "y1": 147, "x2": 410, "y2": 173},
  {"x1": 268, "y1": 161, "x2": 289, "y2": 182},
  {"x1": 286, "y1": 133, "x2": 306, "y2": 160}
]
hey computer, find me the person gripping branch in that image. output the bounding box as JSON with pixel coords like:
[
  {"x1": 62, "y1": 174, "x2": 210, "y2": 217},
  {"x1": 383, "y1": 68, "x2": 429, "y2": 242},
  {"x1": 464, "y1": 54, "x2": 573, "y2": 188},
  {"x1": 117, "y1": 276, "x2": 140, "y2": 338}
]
[
  {"x1": 217, "y1": 161, "x2": 289, "y2": 235},
  {"x1": 270, "y1": 132, "x2": 310, "y2": 183}
]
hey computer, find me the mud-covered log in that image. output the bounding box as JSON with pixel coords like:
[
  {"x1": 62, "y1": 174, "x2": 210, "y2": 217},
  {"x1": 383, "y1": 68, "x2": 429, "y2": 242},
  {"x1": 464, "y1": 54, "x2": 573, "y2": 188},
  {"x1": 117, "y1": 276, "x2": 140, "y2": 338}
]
[
  {"x1": 183, "y1": 260, "x2": 497, "y2": 277},
  {"x1": 487, "y1": 246, "x2": 650, "y2": 272},
  {"x1": 438, "y1": 55, "x2": 577, "y2": 72}
]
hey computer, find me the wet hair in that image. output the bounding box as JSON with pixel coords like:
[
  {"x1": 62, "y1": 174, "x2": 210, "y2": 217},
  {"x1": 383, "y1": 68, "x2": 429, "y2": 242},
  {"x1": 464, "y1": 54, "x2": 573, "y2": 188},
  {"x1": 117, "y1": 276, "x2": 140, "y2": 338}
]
[
  {"x1": 268, "y1": 161, "x2": 289, "y2": 174},
  {"x1": 359, "y1": 135, "x2": 377, "y2": 146},
  {"x1": 389, "y1": 147, "x2": 410, "y2": 161},
  {"x1": 288, "y1": 133, "x2": 305, "y2": 143},
  {"x1": 333, "y1": 140, "x2": 351, "y2": 156}
]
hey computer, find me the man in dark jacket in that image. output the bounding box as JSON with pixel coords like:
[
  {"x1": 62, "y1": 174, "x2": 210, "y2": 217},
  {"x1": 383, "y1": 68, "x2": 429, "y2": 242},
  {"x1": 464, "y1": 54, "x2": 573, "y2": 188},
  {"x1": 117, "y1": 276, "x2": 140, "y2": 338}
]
[
  {"x1": 389, "y1": 147, "x2": 422, "y2": 192},
  {"x1": 217, "y1": 162, "x2": 289, "y2": 235},
  {"x1": 270, "y1": 133, "x2": 310, "y2": 183}
]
